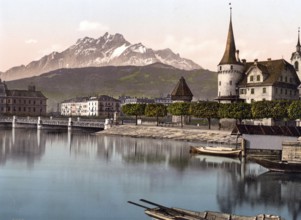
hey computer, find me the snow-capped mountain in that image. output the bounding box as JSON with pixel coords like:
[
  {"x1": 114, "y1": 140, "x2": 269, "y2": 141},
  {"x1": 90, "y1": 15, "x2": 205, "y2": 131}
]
[{"x1": 1, "y1": 32, "x2": 201, "y2": 81}]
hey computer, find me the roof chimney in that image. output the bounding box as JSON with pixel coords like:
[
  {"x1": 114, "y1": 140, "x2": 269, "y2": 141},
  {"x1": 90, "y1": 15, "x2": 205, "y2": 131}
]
[
  {"x1": 241, "y1": 59, "x2": 246, "y2": 64},
  {"x1": 267, "y1": 58, "x2": 271, "y2": 61},
  {"x1": 254, "y1": 59, "x2": 258, "y2": 65}
]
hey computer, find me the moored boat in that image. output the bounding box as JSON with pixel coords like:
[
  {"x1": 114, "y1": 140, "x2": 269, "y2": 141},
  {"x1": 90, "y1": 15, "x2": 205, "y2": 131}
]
[
  {"x1": 128, "y1": 199, "x2": 282, "y2": 220},
  {"x1": 190, "y1": 146, "x2": 241, "y2": 157},
  {"x1": 254, "y1": 158, "x2": 301, "y2": 173}
]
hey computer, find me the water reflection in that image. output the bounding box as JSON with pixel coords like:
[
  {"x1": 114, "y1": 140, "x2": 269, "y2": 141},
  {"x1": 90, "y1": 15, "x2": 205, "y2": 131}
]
[
  {"x1": 0, "y1": 128, "x2": 46, "y2": 167},
  {"x1": 0, "y1": 129, "x2": 300, "y2": 220}
]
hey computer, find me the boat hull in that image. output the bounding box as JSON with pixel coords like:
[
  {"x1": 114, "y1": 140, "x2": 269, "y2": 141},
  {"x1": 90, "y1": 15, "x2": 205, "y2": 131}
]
[
  {"x1": 254, "y1": 158, "x2": 301, "y2": 173},
  {"x1": 190, "y1": 146, "x2": 241, "y2": 157}
]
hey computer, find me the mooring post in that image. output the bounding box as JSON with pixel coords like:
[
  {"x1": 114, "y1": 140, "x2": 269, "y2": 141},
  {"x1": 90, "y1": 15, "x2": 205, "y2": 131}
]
[
  {"x1": 12, "y1": 115, "x2": 17, "y2": 128},
  {"x1": 68, "y1": 117, "x2": 73, "y2": 131},
  {"x1": 104, "y1": 118, "x2": 111, "y2": 130},
  {"x1": 37, "y1": 116, "x2": 42, "y2": 130}
]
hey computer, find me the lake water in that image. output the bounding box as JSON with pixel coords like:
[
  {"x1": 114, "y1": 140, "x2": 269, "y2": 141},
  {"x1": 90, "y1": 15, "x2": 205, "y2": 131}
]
[{"x1": 0, "y1": 128, "x2": 300, "y2": 220}]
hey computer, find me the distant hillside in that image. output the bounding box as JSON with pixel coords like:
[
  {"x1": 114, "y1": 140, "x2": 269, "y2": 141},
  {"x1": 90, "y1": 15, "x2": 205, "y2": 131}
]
[{"x1": 6, "y1": 63, "x2": 217, "y2": 112}]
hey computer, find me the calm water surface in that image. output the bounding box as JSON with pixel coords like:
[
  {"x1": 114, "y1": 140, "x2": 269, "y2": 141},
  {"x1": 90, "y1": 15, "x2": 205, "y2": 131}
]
[{"x1": 0, "y1": 128, "x2": 300, "y2": 220}]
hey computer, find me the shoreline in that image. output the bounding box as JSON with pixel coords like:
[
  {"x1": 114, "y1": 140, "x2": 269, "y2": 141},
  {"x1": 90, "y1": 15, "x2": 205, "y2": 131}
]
[{"x1": 97, "y1": 124, "x2": 240, "y2": 145}]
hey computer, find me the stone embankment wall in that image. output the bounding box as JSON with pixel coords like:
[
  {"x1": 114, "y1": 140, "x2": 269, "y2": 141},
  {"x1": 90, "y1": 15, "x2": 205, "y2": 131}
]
[{"x1": 98, "y1": 124, "x2": 240, "y2": 145}]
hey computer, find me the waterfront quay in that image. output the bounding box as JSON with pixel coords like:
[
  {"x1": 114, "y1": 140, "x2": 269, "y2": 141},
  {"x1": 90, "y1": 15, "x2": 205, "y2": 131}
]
[
  {"x1": 0, "y1": 116, "x2": 105, "y2": 130},
  {"x1": 99, "y1": 124, "x2": 239, "y2": 145}
]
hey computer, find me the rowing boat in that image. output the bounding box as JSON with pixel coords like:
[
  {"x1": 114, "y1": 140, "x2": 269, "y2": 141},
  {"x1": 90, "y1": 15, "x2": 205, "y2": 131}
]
[
  {"x1": 190, "y1": 146, "x2": 241, "y2": 157},
  {"x1": 128, "y1": 199, "x2": 282, "y2": 220},
  {"x1": 254, "y1": 158, "x2": 301, "y2": 173}
]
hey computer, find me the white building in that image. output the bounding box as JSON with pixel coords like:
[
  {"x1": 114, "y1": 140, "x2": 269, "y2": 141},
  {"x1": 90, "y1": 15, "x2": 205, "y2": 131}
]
[
  {"x1": 61, "y1": 95, "x2": 120, "y2": 117},
  {"x1": 217, "y1": 9, "x2": 300, "y2": 104}
]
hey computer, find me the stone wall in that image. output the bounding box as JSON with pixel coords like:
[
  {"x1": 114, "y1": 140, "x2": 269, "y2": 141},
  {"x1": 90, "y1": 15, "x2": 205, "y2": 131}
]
[{"x1": 282, "y1": 141, "x2": 301, "y2": 162}]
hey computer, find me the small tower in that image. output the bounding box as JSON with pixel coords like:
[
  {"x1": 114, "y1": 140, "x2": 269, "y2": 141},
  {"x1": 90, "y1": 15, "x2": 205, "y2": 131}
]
[
  {"x1": 217, "y1": 6, "x2": 244, "y2": 103},
  {"x1": 171, "y1": 76, "x2": 193, "y2": 102},
  {"x1": 291, "y1": 27, "x2": 301, "y2": 80}
]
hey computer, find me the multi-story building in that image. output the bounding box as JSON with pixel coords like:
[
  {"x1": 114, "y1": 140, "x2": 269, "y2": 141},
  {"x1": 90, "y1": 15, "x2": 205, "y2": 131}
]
[
  {"x1": 61, "y1": 95, "x2": 120, "y2": 117},
  {"x1": 0, "y1": 79, "x2": 47, "y2": 116},
  {"x1": 120, "y1": 96, "x2": 155, "y2": 105},
  {"x1": 217, "y1": 9, "x2": 300, "y2": 104}
]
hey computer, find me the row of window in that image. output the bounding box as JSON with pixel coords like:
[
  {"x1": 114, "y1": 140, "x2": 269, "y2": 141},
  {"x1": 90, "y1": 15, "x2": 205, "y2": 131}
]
[
  {"x1": 0, "y1": 99, "x2": 44, "y2": 105},
  {"x1": 240, "y1": 87, "x2": 297, "y2": 96},
  {"x1": 249, "y1": 75, "x2": 260, "y2": 82},
  {"x1": 0, "y1": 106, "x2": 43, "y2": 112}
]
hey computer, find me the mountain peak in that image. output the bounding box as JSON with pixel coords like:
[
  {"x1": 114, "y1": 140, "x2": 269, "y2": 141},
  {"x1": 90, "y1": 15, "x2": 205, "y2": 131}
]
[{"x1": 0, "y1": 32, "x2": 201, "y2": 81}]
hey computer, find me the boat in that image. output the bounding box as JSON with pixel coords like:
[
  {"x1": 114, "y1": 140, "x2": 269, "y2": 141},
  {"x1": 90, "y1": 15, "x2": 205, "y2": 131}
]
[
  {"x1": 254, "y1": 158, "x2": 301, "y2": 173},
  {"x1": 190, "y1": 146, "x2": 241, "y2": 157},
  {"x1": 128, "y1": 199, "x2": 282, "y2": 220}
]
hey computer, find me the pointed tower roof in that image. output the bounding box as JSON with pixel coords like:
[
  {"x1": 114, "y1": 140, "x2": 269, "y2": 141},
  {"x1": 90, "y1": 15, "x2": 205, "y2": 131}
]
[
  {"x1": 219, "y1": 8, "x2": 241, "y2": 65},
  {"x1": 296, "y1": 27, "x2": 301, "y2": 52},
  {"x1": 171, "y1": 76, "x2": 193, "y2": 102}
]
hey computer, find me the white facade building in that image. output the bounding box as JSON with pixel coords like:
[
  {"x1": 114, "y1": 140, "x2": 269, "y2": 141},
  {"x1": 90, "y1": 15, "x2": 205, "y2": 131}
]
[{"x1": 61, "y1": 95, "x2": 120, "y2": 117}]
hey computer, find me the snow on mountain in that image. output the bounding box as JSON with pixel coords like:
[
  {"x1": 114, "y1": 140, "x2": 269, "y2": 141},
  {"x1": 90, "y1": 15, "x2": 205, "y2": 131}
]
[{"x1": 0, "y1": 32, "x2": 202, "y2": 81}]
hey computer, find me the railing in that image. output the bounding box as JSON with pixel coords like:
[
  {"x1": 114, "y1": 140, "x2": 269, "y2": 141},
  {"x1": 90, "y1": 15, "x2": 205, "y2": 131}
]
[{"x1": 0, "y1": 116, "x2": 105, "y2": 129}]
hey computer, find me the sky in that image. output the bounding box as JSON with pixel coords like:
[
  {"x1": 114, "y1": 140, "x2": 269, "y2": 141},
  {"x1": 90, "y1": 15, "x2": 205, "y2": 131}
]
[{"x1": 0, "y1": 0, "x2": 300, "y2": 72}]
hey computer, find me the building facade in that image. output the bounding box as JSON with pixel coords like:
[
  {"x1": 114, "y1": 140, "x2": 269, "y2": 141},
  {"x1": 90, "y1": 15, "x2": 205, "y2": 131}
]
[
  {"x1": 61, "y1": 95, "x2": 120, "y2": 117},
  {"x1": 0, "y1": 80, "x2": 47, "y2": 116},
  {"x1": 217, "y1": 10, "x2": 300, "y2": 104}
]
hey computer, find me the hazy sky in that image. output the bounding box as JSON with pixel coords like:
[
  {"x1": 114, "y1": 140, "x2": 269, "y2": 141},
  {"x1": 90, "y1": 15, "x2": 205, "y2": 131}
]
[{"x1": 0, "y1": 0, "x2": 300, "y2": 72}]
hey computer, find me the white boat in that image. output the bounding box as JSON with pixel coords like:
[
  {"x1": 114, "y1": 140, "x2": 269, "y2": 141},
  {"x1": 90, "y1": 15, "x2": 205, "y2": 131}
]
[{"x1": 190, "y1": 146, "x2": 242, "y2": 157}]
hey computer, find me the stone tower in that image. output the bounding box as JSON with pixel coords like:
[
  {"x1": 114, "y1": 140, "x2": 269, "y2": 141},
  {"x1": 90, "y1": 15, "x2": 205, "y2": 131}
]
[
  {"x1": 171, "y1": 76, "x2": 193, "y2": 102},
  {"x1": 291, "y1": 28, "x2": 301, "y2": 80},
  {"x1": 217, "y1": 8, "x2": 244, "y2": 103}
]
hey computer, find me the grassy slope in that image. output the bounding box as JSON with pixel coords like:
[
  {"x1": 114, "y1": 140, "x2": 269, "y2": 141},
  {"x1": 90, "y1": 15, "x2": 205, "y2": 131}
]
[{"x1": 6, "y1": 64, "x2": 217, "y2": 112}]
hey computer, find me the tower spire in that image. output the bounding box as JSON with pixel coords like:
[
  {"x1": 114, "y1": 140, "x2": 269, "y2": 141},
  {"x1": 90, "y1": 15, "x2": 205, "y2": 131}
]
[
  {"x1": 219, "y1": 3, "x2": 240, "y2": 65},
  {"x1": 297, "y1": 27, "x2": 301, "y2": 52}
]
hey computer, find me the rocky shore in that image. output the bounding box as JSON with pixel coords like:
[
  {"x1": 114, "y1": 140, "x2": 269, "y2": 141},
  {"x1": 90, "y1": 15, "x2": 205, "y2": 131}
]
[{"x1": 97, "y1": 124, "x2": 240, "y2": 145}]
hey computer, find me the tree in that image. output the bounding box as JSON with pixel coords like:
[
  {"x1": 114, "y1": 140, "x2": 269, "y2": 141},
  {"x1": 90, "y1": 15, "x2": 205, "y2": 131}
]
[
  {"x1": 122, "y1": 104, "x2": 146, "y2": 125},
  {"x1": 288, "y1": 100, "x2": 301, "y2": 120},
  {"x1": 271, "y1": 100, "x2": 290, "y2": 121},
  {"x1": 145, "y1": 104, "x2": 167, "y2": 126},
  {"x1": 190, "y1": 101, "x2": 219, "y2": 129},
  {"x1": 167, "y1": 102, "x2": 191, "y2": 128},
  {"x1": 251, "y1": 101, "x2": 273, "y2": 119},
  {"x1": 218, "y1": 102, "x2": 251, "y2": 124}
]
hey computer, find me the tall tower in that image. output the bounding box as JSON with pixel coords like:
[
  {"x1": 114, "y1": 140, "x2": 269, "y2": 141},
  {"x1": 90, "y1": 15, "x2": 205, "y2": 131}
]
[
  {"x1": 291, "y1": 28, "x2": 301, "y2": 80},
  {"x1": 217, "y1": 6, "x2": 244, "y2": 103}
]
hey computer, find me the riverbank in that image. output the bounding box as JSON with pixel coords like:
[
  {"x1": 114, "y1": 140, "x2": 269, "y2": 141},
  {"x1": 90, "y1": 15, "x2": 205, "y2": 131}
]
[{"x1": 98, "y1": 124, "x2": 240, "y2": 144}]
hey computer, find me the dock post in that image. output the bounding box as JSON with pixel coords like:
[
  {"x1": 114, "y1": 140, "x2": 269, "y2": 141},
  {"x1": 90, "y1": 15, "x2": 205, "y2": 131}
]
[
  {"x1": 37, "y1": 116, "x2": 42, "y2": 129},
  {"x1": 241, "y1": 138, "x2": 246, "y2": 157},
  {"x1": 104, "y1": 118, "x2": 111, "y2": 130},
  {"x1": 68, "y1": 117, "x2": 73, "y2": 131},
  {"x1": 12, "y1": 115, "x2": 17, "y2": 128}
]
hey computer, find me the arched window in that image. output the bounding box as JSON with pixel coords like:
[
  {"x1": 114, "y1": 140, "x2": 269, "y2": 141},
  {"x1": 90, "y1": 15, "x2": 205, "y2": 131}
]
[{"x1": 295, "y1": 61, "x2": 299, "y2": 71}]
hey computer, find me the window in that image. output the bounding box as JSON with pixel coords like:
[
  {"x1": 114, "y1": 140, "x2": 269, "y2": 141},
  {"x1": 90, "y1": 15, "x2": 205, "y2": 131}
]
[
  {"x1": 230, "y1": 65, "x2": 233, "y2": 70},
  {"x1": 263, "y1": 88, "x2": 266, "y2": 93},
  {"x1": 290, "y1": 78, "x2": 293, "y2": 83},
  {"x1": 219, "y1": 81, "x2": 221, "y2": 86},
  {"x1": 280, "y1": 76, "x2": 283, "y2": 81},
  {"x1": 251, "y1": 88, "x2": 254, "y2": 94},
  {"x1": 285, "y1": 89, "x2": 287, "y2": 95},
  {"x1": 219, "y1": 66, "x2": 222, "y2": 71},
  {"x1": 275, "y1": 88, "x2": 278, "y2": 94},
  {"x1": 250, "y1": 76, "x2": 254, "y2": 82},
  {"x1": 295, "y1": 61, "x2": 299, "y2": 71},
  {"x1": 285, "y1": 76, "x2": 288, "y2": 82},
  {"x1": 229, "y1": 80, "x2": 232, "y2": 85},
  {"x1": 281, "y1": 88, "x2": 283, "y2": 94},
  {"x1": 257, "y1": 75, "x2": 260, "y2": 81}
]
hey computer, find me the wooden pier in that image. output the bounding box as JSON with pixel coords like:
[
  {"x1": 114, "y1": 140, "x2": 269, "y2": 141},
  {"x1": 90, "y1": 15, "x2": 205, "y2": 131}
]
[{"x1": 0, "y1": 116, "x2": 107, "y2": 130}]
